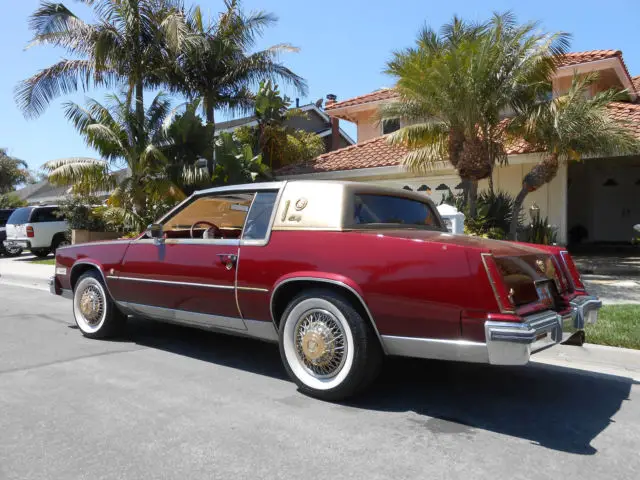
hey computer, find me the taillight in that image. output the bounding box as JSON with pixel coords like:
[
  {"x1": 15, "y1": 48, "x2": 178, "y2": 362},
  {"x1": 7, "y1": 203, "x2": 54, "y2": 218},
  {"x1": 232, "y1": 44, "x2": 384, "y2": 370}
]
[
  {"x1": 26, "y1": 226, "x2": 34, "y2": 238},
  {"x1": 481, "y1": 253, "x2": 516, "y2": 313},
  {"x1": 560, "y1": 251, "x2": 585, "y2": 291}
]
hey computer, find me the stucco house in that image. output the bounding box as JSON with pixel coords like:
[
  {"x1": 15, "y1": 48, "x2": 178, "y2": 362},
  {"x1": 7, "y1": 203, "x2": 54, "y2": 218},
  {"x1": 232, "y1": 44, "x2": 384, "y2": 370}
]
[{"x1": 277, "y1": 50, "x2": 640, "y2": 245}]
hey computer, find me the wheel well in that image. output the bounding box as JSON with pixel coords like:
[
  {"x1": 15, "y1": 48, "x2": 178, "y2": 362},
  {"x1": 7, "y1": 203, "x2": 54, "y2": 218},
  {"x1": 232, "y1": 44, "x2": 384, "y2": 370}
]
[
  {"x1": 51, "y1": 232, "x2": 66, "y2": 247},
  {"x1": 70, "y1": 264, "x2": 101, "y2": 291},
  {"x1": 271, "y1": 280, "x2": 383, "y2": 348}
]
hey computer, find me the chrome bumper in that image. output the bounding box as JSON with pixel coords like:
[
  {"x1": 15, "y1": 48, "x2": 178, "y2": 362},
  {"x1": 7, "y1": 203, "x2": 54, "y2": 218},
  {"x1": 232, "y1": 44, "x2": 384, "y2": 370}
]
[
  {"x1": 49, "y1": 275, "x2": 73, "y2": 299},
  {"x1": 486, "y1": 295, "x2": 601, "y2": 365}
]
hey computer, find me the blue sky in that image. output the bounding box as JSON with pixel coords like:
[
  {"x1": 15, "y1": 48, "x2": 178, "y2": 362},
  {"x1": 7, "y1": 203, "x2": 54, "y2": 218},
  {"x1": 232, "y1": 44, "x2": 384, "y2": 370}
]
[{"x1": 2, "y1": 0, "x2": 640, "y2": 170}]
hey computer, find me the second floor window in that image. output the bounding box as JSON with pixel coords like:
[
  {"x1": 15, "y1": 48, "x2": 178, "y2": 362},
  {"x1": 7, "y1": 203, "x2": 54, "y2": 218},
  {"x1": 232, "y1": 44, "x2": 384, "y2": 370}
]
[{"x1": 382, "y1": 118, "x2": 400, "y2": 135}]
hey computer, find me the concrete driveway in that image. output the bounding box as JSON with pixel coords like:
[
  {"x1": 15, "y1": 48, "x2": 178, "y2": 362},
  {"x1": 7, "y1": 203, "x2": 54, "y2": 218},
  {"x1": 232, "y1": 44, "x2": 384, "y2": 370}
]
[{"x1": 1, "y1": 284, "x2": 639, "y2": 480}]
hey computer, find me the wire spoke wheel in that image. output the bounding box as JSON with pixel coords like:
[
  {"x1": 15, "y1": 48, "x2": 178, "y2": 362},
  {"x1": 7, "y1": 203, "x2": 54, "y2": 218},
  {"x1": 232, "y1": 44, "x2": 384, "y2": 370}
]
[
  {"x1": 294, "y1": 309, "x2": 347, "y2": 379},
  {"x1": 78, "y1": 284, "x2": 105, "y2": 326}
]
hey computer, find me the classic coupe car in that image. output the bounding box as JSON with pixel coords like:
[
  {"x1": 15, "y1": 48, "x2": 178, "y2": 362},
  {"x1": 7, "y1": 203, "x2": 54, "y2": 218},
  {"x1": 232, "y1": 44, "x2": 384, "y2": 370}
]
[{"x1": 51, "y1": 181, "x2": 601, "y2": 400}]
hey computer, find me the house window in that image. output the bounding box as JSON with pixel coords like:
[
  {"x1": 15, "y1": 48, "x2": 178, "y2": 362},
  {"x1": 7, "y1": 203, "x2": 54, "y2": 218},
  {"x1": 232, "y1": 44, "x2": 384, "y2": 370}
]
[{"x1": 382, "y1": 118, "x2": 400, "y2": 135}]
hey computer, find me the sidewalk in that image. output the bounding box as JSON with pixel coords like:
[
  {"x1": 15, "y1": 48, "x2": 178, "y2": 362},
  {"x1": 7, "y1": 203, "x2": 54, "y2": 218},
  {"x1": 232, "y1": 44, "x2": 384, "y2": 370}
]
[
  {"x1": 0, "y1": 254, "x2": 53, "y2": 291},
  {"x1": 533, "y1": 343, "x2": 640, "y2": 381}
]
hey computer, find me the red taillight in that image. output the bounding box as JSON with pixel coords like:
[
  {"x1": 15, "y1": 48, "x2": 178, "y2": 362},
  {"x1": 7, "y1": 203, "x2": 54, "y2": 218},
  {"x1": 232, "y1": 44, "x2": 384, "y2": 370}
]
[
  {"x1": 26, "y1": 226, "x2": 34, "y2": 238},
  {"x1": 560, "y1": 251, "x2": 585, "y2": 291},
  {"x1": 481, "y1": 253, "x2": 516, "y2": 313}
]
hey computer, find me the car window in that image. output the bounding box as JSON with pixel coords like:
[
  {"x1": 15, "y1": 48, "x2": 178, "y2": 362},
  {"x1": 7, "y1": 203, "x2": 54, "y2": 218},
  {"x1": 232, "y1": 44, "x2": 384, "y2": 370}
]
[
  {"x1": 353, "y1": 194, "x2": 443, "y2": 229},
  {"x1": 243, "y1": 191, "x2": 278, "y2": 241},
  {"x1": 0, "y1": 210, "x2": 13, "y2": 227},
  {"x1": 31, "y1": 207, "x2": 63, "y2": 223},
  {"x1": 162, "y1": 193, "x2": 254, "y2": 240},
  {"x1": 7, "y1": 207, "x2": 33, "y2": 225}
]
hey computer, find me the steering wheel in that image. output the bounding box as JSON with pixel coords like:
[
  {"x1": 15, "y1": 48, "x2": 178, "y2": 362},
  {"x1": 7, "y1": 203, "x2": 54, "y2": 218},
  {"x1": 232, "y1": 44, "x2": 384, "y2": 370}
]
[{"x1": 190, "y1": 220, "x2": 220, "y2": 239}]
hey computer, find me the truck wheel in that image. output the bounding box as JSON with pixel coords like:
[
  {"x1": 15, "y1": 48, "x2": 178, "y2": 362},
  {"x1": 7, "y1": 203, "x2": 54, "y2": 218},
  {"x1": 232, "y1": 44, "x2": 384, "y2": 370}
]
[
  {"x1": 73, "y1": 270, "x2": 126, "y2": 339},
  {"x1": 279, "y1": 289, "x2": 382, "y2": 401},
  {"x1": 31, "y1": 248, "x2": 51, "y2": 258},
  {"x1": 3, "y1": 244, "x2": 23, "y2": 257},
  {"x1": 52, "y1": 235, "x2": 70, "y2": 254}
]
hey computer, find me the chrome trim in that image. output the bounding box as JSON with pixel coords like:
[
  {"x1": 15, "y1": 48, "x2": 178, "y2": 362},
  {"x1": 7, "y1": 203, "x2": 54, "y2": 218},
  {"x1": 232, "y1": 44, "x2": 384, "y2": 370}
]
[
  {"x1": 118, "y1": 302, "x2": 246, "y2": 330},
  {"x1": 570, "y1": 295, "x2": 602, "y2": 329},
  {"x1": 237, "y1": 286, "x2": 269, "y2": 293},
  {"x1": 194, "y1": 181, "x2": 286, "y2": 197},
  {"x1": 382, "y1": 336, "x2": 489, "y2": 363},
  {"x1": 269, "y1": 277, "x2": 387, "y2": 355},
  {"x1": 560, "y1": 250, "x2": 585, "y2": 291},
  {"x1": 111, "y1": 276, "x2": 235, "y2": 290},
  {"x1": 134, "y1": 238, "x2": 241, "y2": 246},
  {"x1": 239, "y1": 185, "x2": 285, "y2": 247},
  {"x1": 116, "y1": 302, "x2": 278, "y2": 342},
  {"x1": 234, "y1": 248, "x2": 243, "y2": 318}
]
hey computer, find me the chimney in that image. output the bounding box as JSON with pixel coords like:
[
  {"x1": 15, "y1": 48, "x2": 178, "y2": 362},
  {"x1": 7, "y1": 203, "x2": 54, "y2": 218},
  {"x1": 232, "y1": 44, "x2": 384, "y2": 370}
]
[{"x1": 326, "y1": 94, "x2": 340, "y2": 151}]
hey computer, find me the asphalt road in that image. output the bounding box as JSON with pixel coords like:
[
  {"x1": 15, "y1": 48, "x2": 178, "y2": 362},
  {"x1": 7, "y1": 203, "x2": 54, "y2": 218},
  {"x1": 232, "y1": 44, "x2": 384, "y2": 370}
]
[{"x1": 1, "y1": 285, "x2": 639, "y2": 480}]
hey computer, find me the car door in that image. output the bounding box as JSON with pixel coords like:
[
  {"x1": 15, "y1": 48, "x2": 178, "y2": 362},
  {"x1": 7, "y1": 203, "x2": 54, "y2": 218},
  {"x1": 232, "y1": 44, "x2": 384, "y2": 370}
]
[{"x1": 111, "y1": 191, "x2": 255, "y2": 331}]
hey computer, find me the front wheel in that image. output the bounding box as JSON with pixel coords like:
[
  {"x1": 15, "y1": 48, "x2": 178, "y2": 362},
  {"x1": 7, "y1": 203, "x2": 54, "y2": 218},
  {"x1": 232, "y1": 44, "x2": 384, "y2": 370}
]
[
  {"x1": 279, "y1": 289, "x2": 382, "y2": 401},
  {"x1": 73, "y1": 270, "x2": 126, "y2": 339}
]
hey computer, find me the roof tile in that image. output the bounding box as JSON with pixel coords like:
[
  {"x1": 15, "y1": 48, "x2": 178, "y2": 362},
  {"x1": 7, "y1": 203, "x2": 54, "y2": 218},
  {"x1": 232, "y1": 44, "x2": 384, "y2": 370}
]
[{"x1": 278, "y1": 102, "x2": 640, "y2": 176}]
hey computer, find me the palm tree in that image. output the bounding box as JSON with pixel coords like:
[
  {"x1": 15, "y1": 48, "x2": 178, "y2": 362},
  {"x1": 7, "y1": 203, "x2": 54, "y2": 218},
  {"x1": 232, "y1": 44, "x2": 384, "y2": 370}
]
[
  {"x1": 43, "y1": 92, "x2": 188, "y2": 229},
  {"x1": 381, "y1": 13, "x2": 569, "y2": 217},
  {"x1": 167, "y1": 0, "x2": 307, "y2": 175},
  {"x1": 507, "y1": 73, "x2": 640, "y2": 239},
  {"x1": 16, "y1": 0, "x2": 184, "y2": 132}
]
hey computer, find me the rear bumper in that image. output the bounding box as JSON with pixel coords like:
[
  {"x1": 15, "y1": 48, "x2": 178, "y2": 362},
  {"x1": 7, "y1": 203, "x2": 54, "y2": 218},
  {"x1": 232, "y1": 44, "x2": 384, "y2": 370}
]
[
  {"x1": 381, "y1": 295, "x2": 602, "y2": 366},
  {"x1": 49, "y1": 276, "x2": 73, "y2": 299},
  {"x1": 3, "y1": 239, "x2": 30, "y2": 249}
]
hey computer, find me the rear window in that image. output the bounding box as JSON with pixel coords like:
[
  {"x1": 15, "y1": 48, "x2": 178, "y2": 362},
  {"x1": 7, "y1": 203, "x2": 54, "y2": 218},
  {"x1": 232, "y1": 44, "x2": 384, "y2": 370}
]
[
  {"x1": 7, "y1": 207, "x2": 33, "y2": 225},
  {"x1": 353, "y1": 194, "x2": 443, "y2": 229},
  {"x1": 31, "y1": 207, "x2": 64, "y2": 223}
]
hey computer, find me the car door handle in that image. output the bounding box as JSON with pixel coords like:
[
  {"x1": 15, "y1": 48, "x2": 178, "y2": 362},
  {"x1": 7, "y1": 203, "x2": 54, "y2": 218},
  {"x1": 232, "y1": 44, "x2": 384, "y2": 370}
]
[{"x1": 217, "y1": 253, "x2": 237, "y2": 270}]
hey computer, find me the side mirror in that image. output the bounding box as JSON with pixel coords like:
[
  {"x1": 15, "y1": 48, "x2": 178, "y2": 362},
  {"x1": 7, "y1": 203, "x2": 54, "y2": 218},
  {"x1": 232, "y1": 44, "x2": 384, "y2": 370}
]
[{"x1": 146, "y1": 223, "x2": 164, "y2": 244}]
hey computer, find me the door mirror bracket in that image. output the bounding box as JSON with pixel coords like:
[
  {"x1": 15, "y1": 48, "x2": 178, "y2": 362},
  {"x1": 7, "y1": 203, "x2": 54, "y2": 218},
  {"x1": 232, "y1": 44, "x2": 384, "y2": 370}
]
[{"x1": 146, "y1": 224, "x2": 164, "y2": 245}]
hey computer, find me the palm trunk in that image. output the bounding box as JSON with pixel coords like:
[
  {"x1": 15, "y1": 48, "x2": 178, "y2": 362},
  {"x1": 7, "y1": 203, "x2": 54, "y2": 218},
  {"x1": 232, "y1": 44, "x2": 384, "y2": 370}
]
[
  {"x1": 468, "y1": 180, "x2": 478, "y2": 218},
  {"x1": 488, "y1": 166, "x2": 495, "y2": 196},
  {"x1": 509, "y1": 153, "x2": 560, "y2": 240},
  {"x1": 135, "y1": 80, "x2": 144, "y2": 147},
  {"x1": 205, "y1": 100, "x2": 215, "y2": 177},
  {"x1": 510, "y1": 186, "x2": 528, "y2": 240}
]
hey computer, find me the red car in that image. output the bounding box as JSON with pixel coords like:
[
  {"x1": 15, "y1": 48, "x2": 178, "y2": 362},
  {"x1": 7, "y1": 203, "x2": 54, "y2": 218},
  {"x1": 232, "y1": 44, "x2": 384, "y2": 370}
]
[{"x1": 51, "y1": 181, "x2": 601, "y2": 400}]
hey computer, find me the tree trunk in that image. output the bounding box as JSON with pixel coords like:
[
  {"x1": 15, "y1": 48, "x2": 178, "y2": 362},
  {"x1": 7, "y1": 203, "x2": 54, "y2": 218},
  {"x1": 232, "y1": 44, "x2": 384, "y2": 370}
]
[
  {"x1": 488, "y1": 166, "x2": 495, "y2": 196},
  {"x1": 509, "y1": 153, "x2": 560, "y2": 240},
  {"x1": 135, "y1": 80, "x2": 144, "y2": 147},
  {"x1": 509, "y1": 186, "x2": 528, "y2": 240},
  {"x1": 468, "y1": 180, "x2": 478, "y2": 219},
  {"x1": 205, "y1": 100, "x2": 216, "y2": 177}
]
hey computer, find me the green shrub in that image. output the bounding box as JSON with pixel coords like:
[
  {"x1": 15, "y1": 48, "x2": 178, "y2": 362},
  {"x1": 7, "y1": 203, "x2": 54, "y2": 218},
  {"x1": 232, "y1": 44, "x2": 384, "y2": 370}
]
[
  {"x1": 57, "y1": 195, "x2": 110, "y2": 231},
  {"x1": 522, "y1": 213, "x2": 557, "y2": 245}
]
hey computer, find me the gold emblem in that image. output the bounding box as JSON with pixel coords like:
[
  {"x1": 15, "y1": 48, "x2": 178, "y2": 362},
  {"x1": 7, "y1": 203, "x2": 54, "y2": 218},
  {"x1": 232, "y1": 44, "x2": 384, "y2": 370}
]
[
  {"x1": 295, "y1": 197, "x2": 308, "y2": 211},
  {"x1": 536, "y1": 259, "x2": 545, "y2": 272}
]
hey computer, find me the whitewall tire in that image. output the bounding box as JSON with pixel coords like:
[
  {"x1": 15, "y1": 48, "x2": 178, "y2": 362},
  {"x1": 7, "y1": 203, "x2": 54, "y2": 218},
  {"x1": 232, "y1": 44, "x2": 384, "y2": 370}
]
[
  {"x1": 73, "y1": 270, "x2": 125, "y2": 339},
  {"x1": 279, "y1": 289, "x2": 382, "y2": 401}
]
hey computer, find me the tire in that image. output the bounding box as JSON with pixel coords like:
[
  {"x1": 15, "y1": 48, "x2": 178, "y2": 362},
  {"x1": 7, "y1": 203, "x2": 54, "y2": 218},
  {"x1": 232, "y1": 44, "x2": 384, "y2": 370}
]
[
  {"x1": 279, "y1": 289, "x2": 383, "y2": 401},
  {"x1": 73, "y1": 270, "x2": 126, "y2": 339},
  {"x1": 4, "y1": 245, "x2": 23, "y2": 257},
  {"x1": 31, "y1": 248, "x2": 51, "y2": 258},
  {"x1": 52, "y1": 235, "x2": 70, "y2": 254}
]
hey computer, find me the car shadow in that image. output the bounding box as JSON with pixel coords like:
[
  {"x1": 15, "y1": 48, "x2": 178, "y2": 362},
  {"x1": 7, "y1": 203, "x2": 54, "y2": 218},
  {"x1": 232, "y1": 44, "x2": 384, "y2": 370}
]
[{"x1": 125, "y1": 318, "x2": 635, "y2": 456}]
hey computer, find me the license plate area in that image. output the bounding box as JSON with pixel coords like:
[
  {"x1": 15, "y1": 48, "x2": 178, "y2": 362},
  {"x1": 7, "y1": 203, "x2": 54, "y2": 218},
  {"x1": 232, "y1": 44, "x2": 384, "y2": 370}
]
[{"x1": 535, "y1": 282, "x2": 554, "y2": 308}]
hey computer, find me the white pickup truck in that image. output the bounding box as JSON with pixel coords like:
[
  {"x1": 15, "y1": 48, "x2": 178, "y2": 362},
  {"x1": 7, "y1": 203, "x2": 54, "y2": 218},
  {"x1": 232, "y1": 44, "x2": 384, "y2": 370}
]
[{"x1": 4, "y1": 205, "x2": 69, "y2": 257}]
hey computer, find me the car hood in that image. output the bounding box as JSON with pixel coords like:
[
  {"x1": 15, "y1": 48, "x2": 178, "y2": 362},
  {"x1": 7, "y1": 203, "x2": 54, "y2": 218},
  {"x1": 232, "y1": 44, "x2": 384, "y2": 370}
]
[{"x1": 352, "y1": 229, "x2": 547, "y2": 256}]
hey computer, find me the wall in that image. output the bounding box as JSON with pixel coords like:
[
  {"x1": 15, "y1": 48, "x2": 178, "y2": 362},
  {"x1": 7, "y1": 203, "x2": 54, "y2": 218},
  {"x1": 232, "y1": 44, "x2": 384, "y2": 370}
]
[
  {"x1": 354, "y1": 110, "x2": 381, "y2": 142},
  {"x1": 356, "y1": 159, "x2": 568, "y2": 244}
]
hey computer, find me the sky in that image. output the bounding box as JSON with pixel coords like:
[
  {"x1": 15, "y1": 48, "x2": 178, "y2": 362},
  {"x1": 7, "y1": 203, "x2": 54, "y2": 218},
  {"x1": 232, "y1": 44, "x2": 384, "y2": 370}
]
[{"x1": 1, "y1": 0, "x2": 640, "y2": 171}]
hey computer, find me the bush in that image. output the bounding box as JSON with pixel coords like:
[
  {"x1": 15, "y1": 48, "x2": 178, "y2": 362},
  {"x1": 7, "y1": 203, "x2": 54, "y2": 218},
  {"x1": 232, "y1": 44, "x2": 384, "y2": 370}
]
[
  {"x1": 0, "y1": 192, "x2": 27, "y2": 208},
  {"x1": 57, "y1": 195, "x2": 110, "y2": 231},
  {"x1": 521, "y1": 213, "x2": 557, "y2": 245}
]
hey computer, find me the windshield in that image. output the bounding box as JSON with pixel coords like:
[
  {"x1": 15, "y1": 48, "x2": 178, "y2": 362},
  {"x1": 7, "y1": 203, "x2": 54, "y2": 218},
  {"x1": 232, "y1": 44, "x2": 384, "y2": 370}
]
[
  {"x1": 353, "y1": 194, "x2": 443, "y2": 229},
  {"x1": 7, "y1": 207, "x2": 33, "y2": 225}
]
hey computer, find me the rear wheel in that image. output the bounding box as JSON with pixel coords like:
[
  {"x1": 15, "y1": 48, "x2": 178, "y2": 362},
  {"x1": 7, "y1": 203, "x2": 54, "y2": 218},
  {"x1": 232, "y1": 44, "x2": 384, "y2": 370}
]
[
  {"x1": 279, "y1": 289, "x2": 382, "y2": 401},
  {"x1": 73, "y1": 270, "x2": 126, "y2": 339},
  {"x1": 3, "y1": 244, "x2": 22, "y2": 257},
  {"x1": 31, "y1": 248, "x2": 51, "y2": 258},
  {"x1": 52, "y1": 234, "x2": 70, "y2": 254}
]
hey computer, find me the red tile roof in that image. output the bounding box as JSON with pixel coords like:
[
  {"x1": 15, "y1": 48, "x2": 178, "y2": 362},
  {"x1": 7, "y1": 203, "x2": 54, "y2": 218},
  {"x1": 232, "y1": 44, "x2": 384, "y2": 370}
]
[
  {"x1": 325, "y1": 51, "x2": 636, "y2": 112},
  {"x1": 633, "y1": 76, "x2": 640, "y2": 94},
  {"x1": 277, "y1": 102, "x2": 640, "y2": 176},
  {"x1": 324, "y1": 88, "x2": 398, "y2": 111}
]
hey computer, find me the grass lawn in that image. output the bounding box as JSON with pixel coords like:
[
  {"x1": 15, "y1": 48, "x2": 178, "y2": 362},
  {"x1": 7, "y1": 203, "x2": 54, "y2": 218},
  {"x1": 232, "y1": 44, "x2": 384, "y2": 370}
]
[
  {"x1": 30, "y1": 258, "x2": 55, "y2": 265},
  {"x1": 586, "y1": 305, "x2": 640, "y2": 350}
]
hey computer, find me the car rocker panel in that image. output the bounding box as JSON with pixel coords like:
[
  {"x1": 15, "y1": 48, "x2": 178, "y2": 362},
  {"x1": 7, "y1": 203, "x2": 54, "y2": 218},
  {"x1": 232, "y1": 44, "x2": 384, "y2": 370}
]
[{"x1": 50, "y1": 180, "x2": 601, "y2": 401}]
